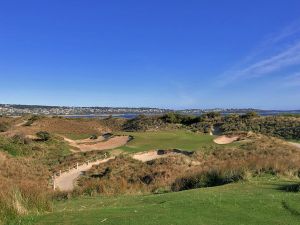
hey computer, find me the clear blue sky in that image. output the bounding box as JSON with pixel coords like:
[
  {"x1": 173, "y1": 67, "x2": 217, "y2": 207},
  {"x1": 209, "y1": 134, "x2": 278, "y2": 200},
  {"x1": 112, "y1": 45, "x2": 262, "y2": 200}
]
[{"x1": 1, "y1": 0, "x2": 300, "y2": 109}]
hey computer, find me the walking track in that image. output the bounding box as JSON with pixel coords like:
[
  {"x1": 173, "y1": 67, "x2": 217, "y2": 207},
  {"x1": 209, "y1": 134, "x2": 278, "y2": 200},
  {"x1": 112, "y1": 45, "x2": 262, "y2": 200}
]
[{"x1": 54, "y1": 157, "x2": 114, "y2": 191}]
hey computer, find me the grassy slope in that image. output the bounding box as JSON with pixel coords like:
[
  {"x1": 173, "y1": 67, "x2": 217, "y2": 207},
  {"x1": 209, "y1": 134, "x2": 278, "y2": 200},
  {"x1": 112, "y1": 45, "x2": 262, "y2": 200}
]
[
  {"x1": 117, "y1": 130, "x2": 217, "y2": 153},
  {"x1": 20, "y1": 177, "x2": 300, "y2": 225}
]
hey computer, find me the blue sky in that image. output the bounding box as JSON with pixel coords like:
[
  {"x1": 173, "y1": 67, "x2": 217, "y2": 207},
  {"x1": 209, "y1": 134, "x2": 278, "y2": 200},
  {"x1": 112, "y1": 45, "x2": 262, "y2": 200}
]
[{"x1": 1, "y1": 0, "x2": 300, "y2": 109}]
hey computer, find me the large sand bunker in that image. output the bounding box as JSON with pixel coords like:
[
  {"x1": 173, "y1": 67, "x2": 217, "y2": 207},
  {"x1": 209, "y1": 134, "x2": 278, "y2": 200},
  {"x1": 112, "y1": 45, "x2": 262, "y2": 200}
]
[
  {"x1": 213, "y1": 135, "x2": 239, "y2": 144},
  {"x1": 133, "y1": 149, "x2": 194, "y2": 162},
  {"x1": 64, "y1": 135, "x2": 130, "y2": 152},
  {"x1": 133, "y1": 151, "x2": 165, "y2": 162}
]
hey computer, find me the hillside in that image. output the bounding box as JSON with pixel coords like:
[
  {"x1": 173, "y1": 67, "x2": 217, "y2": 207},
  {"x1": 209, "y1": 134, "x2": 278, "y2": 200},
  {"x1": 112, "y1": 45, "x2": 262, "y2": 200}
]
[
  {"x1": 19, "y1": 178, "x2": 300, "y2": 225},
  {"x1": 0, "y1": 114, "x2": 300, "y2": 224}
]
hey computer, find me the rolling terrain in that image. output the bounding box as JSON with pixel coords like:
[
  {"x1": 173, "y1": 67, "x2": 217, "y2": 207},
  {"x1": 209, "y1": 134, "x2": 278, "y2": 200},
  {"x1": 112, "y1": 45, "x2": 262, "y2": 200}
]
[
  {"x1": 18, "y1": 177, "x2": 300, "y2": 225},
  {"x1": 0, "y1": 113, "x2": 300, "y2": 225}
]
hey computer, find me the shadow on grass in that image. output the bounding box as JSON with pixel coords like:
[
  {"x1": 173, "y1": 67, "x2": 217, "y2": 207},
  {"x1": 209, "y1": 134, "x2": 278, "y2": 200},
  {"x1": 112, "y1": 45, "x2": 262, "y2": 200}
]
[
  {"x1": 277, "y1": 183, "x2": 300, "y2": 192},
  {"x1": 282, "y1": 201, "x2": 300, "y2": 217}
]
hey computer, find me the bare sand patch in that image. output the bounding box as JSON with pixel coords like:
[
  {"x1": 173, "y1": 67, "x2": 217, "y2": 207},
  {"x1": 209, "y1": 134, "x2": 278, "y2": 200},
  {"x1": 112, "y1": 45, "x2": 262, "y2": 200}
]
[
  {"x1": 289, "y1": 142, "x2": 300, "y2": 149},
  {"x1": 66, "y1": 136, "x2": 105, "y2": 144},
  {"x1": 25, "y1": 134, "x2": 38, "y2": 140},
  {"x1": 133, "y1": 149, "x2": 194, "y2": 162},
  {"x1": 133, "y1": 151, "x2": 166, "y2": 162},
  {"x1": 63, "y1": 135, "x2": 130, "y2": 152},
  {"x1": 213, "y1": 135, "x2": 239, "y2": 144}
]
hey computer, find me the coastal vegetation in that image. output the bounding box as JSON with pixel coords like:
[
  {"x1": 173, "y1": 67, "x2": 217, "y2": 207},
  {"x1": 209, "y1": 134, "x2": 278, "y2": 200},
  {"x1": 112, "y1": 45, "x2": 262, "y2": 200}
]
[{"x1": 0, "y1": 113, "x2": 299, "y2": 224}]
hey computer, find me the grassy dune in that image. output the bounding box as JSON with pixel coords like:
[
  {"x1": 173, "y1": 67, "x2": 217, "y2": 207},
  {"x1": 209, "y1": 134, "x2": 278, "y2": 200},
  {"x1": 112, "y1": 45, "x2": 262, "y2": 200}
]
[
  {"x1": 1, "y1": 116, "x2": 300, "y2": 224},
  {"x1": 19, "y1": 177, "x2": 300, "y2": 225},
  {"x1": 118, "y1": 130, "x2": 216, "y2": 153}
]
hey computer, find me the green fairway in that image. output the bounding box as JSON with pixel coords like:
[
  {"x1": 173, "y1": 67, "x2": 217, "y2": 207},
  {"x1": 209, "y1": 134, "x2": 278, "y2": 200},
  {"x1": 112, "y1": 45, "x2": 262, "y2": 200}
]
[
  {"x1": 117, "y1": 130, "x2": 216, "y2": 153},
  {"x1": 19, "y1": 177, "x2": 300, "y2": 225}
]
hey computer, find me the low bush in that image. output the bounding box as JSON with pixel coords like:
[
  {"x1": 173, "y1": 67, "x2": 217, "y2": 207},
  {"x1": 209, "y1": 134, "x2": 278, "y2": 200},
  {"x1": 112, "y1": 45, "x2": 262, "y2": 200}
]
[
  {"x1": 24, "y1": 115, "x2": 41, "y2": 126},
  {"x1": 280, "y1": 184, "x2": 300, "y2": 192},
  {"x1": 0, "y1": 122, "x2": 9, "y2": 132},
  {"x1": 171, "y1": 168, "x2": 245, "y2": 191},
  {"x1": 90, "y1": 134, "x2": 98, "y2": 140},
  {"x1": 36, "y1": 131, "x2": 51, "y2": 141},
  {"x1": 11, "y1": 134, "x2": 31, "y2": 145}
]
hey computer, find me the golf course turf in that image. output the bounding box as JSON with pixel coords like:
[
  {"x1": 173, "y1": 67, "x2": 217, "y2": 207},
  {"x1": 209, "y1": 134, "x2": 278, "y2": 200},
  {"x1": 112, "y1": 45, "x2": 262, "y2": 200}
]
[
  {"x1": 118, "y1": 130, "x2": 216, "y2": 153},
  {"x1": 19, "y1": 177, "x2": 300, "y2": 225}
]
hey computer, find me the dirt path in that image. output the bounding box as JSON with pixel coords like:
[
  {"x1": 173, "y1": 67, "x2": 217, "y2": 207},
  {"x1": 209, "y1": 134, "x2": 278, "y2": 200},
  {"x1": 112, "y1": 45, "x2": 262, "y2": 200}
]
[
  {"x1": 63, "y1": 135, "x2": 130, "y2": 152},
  {"x1": 15, "y1": 120, "x2": 28, "y2": 127},
  {"x1": 54, "y1": 157, "x2": 114, "y2": 191}
]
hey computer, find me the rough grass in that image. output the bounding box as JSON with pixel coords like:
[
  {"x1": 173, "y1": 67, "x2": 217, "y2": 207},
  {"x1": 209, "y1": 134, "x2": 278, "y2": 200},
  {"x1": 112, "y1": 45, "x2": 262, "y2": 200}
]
[
  {"x1": 0, "y1": 151, "x2": 51, "y2": 224},
  {"x1": 0, "y1": 134, "x2": 71, "y2": 163},
  {"x1": 2, "y1": 116, "x2": 112, "y2": 138},
  {"x1": 1, "y1": 116, "x2": 300, "y2": 224},
  {"x1": 76, "y1": 156, "x2": 192, "y2": 195},
  {"x1": 19, "y1": 177, "x2": 300, "y2": 225},
  {"x1": 118, "y1": 130, "x2": 216, "y2": 153},
  {"x1": 68, "y1": 134, "x2": 300, "y2": 197}
]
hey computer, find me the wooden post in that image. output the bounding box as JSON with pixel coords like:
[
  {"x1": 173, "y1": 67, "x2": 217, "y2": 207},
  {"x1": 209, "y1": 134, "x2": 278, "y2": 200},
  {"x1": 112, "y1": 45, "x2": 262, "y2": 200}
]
[
  {"x1": 59, "y1": 170, "x2": 61, "y2": 176},
  {"x1": 76, "y1": 162, "x2": 79, "y2": 170},
  {"x1": 52, "y1": 176, "x2": 56, "y2": 190}
]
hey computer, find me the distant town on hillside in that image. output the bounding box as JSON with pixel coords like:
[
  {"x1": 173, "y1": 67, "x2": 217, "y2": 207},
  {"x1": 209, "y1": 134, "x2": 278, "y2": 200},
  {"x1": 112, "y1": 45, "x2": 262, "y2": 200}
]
[{"x1": 0, "y1": 104, "x2": 299, "y2": 117}]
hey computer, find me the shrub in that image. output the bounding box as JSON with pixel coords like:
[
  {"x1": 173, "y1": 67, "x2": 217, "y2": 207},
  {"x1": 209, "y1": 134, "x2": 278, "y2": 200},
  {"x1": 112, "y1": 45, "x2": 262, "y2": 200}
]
[
  {"x1": 171, "y1": 168, "x2": 245, "y2": 192},
  {"x1": 281, "y1": 184, "x2": 300, "y2": 192},
  {"x1": 24, "y1": 115, "x2": 41, "y2": 126},
  {"x1": 0, "y1": 123, "x2": 9, "y2": 132},
  {"x1": 11, "y1": 134, "x2": 31, "y2": 145},
  {"x1": 90, "y1": 134, "x2": 98, "y2": 140},
  {"x1": 36, "y1": 131, "x2": 51, "y2": 141}
]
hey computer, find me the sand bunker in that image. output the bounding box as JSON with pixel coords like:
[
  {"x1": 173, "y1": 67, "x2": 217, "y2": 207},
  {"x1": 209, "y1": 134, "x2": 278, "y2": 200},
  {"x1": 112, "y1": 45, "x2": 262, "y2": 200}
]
[
  {"x1": 64, "y1": 135, "x2": 130, "y2": 152},
  {"x1": 213, "y1": 135, "x2": 239, "y2": 144},
  {"x1": 133, "y1": 149, "x2": 194, "y2": 162},
  {"x1": 289, "y1": 142, "x2": 300, "y2": 149},
  {"x1": 133, "y1": 151, "x2": 166, "y2": 162}
]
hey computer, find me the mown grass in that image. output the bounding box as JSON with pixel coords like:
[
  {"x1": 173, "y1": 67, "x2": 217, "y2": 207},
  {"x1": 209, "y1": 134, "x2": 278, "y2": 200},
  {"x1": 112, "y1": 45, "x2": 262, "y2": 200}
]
[
  {"x1": 19, "y1": 177, "x2": 300, "y2": 225},
  {"x1": 117, "y1": 130, "x2": 217, "y2": 153}
]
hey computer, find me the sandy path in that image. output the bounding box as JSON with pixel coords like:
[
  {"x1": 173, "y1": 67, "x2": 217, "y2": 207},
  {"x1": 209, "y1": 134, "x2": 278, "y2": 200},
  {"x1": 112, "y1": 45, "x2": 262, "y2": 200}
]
[
  {"x1": 213, "y1": 135, "x2": 239, "y2": 144},
  {"x1": 15, "y1": 120, "x2": 28, "y2": 127},
  {"x1": 54, "y1": 157, "x2": 114, "y2": 191},
  {"x1": 63, "y1": 136, "x2": 130, "y2": 152}
]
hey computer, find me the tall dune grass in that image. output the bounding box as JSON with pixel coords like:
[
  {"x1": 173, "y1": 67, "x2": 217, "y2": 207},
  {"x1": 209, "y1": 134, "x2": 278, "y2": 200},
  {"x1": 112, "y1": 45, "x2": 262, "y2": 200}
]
[{"x1": 0, "y1": 150, "x2": 51, "y2": 224}]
